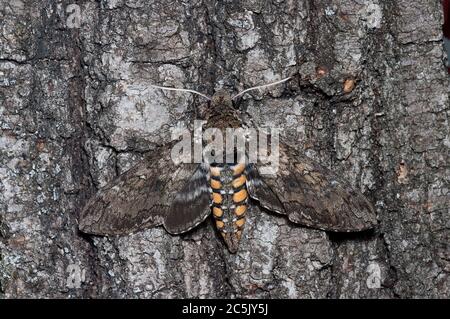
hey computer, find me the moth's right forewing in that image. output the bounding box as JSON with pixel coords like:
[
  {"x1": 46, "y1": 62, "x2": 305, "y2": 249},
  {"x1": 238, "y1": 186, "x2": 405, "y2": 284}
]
[
  {"x1": 248, "y1": 143, "x2": 377, "y2": 232},
  {"x1": 79, "y1": 144, "x2": 198, "y2": 235}
]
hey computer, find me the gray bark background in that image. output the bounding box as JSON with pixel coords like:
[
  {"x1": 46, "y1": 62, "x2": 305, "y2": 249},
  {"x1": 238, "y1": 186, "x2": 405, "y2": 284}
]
[{"x1": 0, "y1": 0, "x2": 448, "y2": 298}]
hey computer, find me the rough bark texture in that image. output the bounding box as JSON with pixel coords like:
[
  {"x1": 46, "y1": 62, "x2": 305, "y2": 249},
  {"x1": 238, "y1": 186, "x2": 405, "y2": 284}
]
[{"x1": 0, "y1": 0, "x2": 448, "y2": 298}]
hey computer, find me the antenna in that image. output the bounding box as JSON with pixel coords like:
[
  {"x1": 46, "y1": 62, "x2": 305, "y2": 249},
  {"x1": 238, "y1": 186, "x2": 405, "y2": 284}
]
[
  {"x1": 149, "y1": 84, "x2": 211, "y2": 101},
  {"x1": 232, "y1": 76, "x2": 292, "y2": 100}
]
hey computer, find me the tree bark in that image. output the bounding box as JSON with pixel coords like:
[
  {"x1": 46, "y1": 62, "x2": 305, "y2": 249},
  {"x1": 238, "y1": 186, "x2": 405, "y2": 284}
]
[{"x1": 0, "y1": 0, "x2": 448, "y2": 298}]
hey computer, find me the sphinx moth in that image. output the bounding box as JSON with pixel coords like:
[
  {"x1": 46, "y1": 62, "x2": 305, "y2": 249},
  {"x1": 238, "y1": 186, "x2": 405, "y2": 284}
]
[{"x1": 79, "y1": 79, "x2": 377, "y2": 253}]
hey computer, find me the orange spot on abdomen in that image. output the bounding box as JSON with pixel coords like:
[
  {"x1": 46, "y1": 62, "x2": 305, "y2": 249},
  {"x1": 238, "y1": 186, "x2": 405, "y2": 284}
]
[
  {"x1": 232, "y1": 163, "x2": 245, "y2": 176},
  {"x1": 213, "y1": 207, "x2": 223, "y2": 218},
  {"x1": 235, "y1": 218, "x2": 245, "y2": 228},
  {"x1": 216, "y1": 220, "x2": 224, "y2": 228},
  {"x1": 210, "y1": 178, "x2": 221, "y2": 190},
  {"x1": 235, "y1": 205, "x2": 247, "y2": 217},
  {"x1": 210, "y1": 167, "x2": 221, "y2": 177},
  {"x1": 213, "y1": 192, "x2": 223, "y2": 204},
  {"x1": 232, "y1": 174, "x2": 246, "y2": 188},
  {"x1": 233, "y1": 189, "x2": 247, "y2": 203}
]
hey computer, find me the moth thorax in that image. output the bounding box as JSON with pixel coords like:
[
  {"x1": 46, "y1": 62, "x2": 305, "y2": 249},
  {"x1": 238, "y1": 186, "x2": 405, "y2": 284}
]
[{"x1": 209, "y1": 163, "x2": 248, "y2": 253}]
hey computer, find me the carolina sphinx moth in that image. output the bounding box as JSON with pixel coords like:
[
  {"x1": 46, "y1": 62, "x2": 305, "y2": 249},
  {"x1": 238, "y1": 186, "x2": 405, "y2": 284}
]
[{"x1": 79, "y1": 77, "x2": 377, "y2": 253}]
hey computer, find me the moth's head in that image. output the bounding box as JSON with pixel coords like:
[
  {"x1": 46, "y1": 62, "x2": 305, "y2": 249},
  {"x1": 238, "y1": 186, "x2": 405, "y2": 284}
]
[
  {"x1": 196, "y1": 89, "x2": 236, "y2": 123},
  {"x1": 211, "y1": 89, "x2": 233, "y2": 110},
  {"x1": 149, "y1": 76, "x2": 293, "y2": 119}
]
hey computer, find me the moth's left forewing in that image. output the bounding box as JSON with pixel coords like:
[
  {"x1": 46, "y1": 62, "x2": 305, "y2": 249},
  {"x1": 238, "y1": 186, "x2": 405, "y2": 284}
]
[
  {"x1": 247, "y1": 143, "x2": 377, "y2": 232},
  {"x1": 79, "y1": 155, "x2": 167, "y2": 235},
  {"x1": 79, "y1": 143, "x2": 208, "y2": 236}
]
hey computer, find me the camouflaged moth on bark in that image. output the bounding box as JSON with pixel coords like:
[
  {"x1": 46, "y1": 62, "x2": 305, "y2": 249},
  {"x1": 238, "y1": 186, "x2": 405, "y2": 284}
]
[{"x1": 79, "y1": 78, "x2": 377, "y2": 253}]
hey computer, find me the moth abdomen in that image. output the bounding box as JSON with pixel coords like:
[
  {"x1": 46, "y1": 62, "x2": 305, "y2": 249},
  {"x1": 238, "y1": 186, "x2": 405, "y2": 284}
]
[{"x1": 209, "y1": 163, "x2": 248, "y2": 253}]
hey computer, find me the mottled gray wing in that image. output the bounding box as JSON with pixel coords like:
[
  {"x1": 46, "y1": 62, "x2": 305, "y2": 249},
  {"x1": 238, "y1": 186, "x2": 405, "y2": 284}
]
[
  {"x1": 79, "y1": 144, "x2": 211, "y2": 235},
  {"x1": 164, "y1": 164, "x2": 211, "y2": 234},
  {"x1": 246, "y1": 143, "x2": 377, "y2": 232}
]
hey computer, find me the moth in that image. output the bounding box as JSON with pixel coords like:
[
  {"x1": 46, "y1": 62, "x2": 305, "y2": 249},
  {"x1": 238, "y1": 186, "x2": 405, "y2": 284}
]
[{"x1": 79, "y1": 77, "x2": 377, "y2": 253}]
